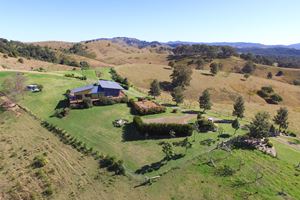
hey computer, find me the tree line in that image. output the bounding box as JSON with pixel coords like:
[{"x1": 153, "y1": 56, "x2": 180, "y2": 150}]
[
  {"x1": 173, "y1": 44, "x2": 237, "y2": 59},
  {"x1": 0, "y1": 38, "x2": 90, "y2": 68}
]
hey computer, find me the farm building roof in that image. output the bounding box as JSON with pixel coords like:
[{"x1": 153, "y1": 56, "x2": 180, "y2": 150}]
[
  {"x1": 98, "y1": 80, "x2": 124, "y2": 90},
  {"x1": 70, "y1": 80, "x2": 123, "y2": 94},
  {"x1": 71, "y1": 84, "x2": 94, "y2": 94}
]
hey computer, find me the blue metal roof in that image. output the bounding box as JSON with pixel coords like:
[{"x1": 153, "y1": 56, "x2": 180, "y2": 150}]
[
  {"x1": 70, "y1": 80, "x2": 123, "y2": 94},
  {"x1": 71, "y1": 84, "x2": 94, "y2": 94},
  {"x1": 98, "y1": 80, "x2": 124, "y2": 90}
]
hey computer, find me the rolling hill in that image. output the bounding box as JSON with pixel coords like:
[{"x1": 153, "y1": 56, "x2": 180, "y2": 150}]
[{"x1": 1, "y1": 36, "x2": 300, "y2": 199}]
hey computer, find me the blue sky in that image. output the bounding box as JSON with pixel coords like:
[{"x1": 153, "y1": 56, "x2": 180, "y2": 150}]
[{"x1": 1, "y1": 0, "x2": 300, "y2": 44}]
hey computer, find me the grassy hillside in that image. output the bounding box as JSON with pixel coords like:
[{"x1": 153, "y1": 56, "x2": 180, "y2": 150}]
[
  {"x1": 1, "y1": 70, "x2": 300, "y2": 199},
  {"x1": 34, "y1": 40, "x2": 170, "y2": 66},
  {"x1": 0, "y1": 109, "x2": 148, "y2": 200},
  {"x1": 174, "y1": 56, "x2": 300, "y2": 85},
  {"x1": 0, "y1": 53, "x2": 73, "y2": 71}
]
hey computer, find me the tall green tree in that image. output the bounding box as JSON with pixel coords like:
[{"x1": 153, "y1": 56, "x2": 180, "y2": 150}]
[
  {"x1": 231, "y1": 119, "x2": 240, "y2": 135},
  {"x1": 249, "y1": 112, "x2": 271, "y2": 138},
  {"x1": 273, "y1": 107, "x2": 289, "y2": 132},
  {"x1": 210, "y1": 62, "x2": 219, "y2": 76},
  {"x1": 199, "y1": 89, "x2": 212, "y2": 113},
  {"x1": 171, "y1": 86, "x2": 184, "y2": 105},
  {"x1": 232, "y1": 96, "x2": 245, "y2": 118},
  {"x1": 170, "y1": 65, "x2": 193, "y2": 88},
  {"x1": 149, "y1": 79, "x2": 161, "y2": 98}
]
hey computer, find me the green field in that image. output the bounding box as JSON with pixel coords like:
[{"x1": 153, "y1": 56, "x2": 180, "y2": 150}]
[{"x1": 1, "y1": 70, "x2": 300, "y2": 199}]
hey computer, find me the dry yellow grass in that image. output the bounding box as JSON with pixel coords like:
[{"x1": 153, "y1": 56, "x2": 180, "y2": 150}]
[
  {"x1": 33, "y1": 40, "x2": 170, "y2": 67},
  {"x1": 117, "y1": 63, "x2": 300, "y2": 133},
  {"x1": 0, "y1": 110, "x2": 154, "y2": 200},
  {"x1": 31, "y1": 41, "x2": 74, "y2": 50},
  {"x1": 84, "y1": 40, "x2": 169, "y2": 65},
  {"x1": 0, "y1": 53, "x2": 72, "y2": 71},
  {"x1": 177, "y1": 56, "x2": 300, "y2": 84}
]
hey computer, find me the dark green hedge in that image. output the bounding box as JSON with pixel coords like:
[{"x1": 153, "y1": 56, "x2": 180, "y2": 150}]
[{"x1": 133, "y1": 116, "x2": 193, "y2": 138}]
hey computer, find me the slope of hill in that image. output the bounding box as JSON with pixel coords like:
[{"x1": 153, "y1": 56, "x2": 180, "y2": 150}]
[
  {"x1": 116, "y1": 63, "x2": 300, "y2": 133},
  {"x1": 0, "y1": 109, "x2": 147, "y2": 200},
  {"x1": 32, "y1": 41, "x2": 74, "y2": 50},
  {"x1": 1, "y1": 70, "x2": 299, "y2": 199},
  {"x1": 82, "y1": 40, "x2": 170, "y2": 65},
  {"x1": 0, "y1": 53, "x2": 72, "y2": 71}
]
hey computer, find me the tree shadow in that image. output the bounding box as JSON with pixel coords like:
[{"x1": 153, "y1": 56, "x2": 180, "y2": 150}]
[
  {"x1": 135, "y1": 153, "x2": 184, "y2": 174},
  {"x1": 159, "y1": 81, "x2": 173, "y2": 92},
  {"x1": 201, "y1": 72, "x2": 214, "y2": 77},
  {"x1": 161, "y1": 103, "x2": 177, "y2": 107},
  {"x1": 182, "y1": 110, "x2": 199, "y2": 115},
  {"x1": 163, "y1": 67, "x2": 172, "y2": 70},
  {"x1": 54, "y1": 98, "x2": 69, "y2": 110}
]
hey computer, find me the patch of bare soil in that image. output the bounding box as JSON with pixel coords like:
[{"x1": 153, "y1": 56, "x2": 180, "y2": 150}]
[{"x1": 144, "y1": 114, "x2": 196, "y2": 124}]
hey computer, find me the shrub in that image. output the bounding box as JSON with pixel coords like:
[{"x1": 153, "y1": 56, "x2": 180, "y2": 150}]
[
  {"x1": 266, "y1": 141, "x2": 273, "y2": 148},
  {"x1": 257, "y1": 86, "x2": 283, "y2": 104},
  {"x1": 196, "y1": 117, "x2": 216, "y2": 132},
  {"x1": 94, "y1": 95, "x2": 128, "y2": 106},
  {"x1": 18, "y1": 58, "x2": 24, "y2": 63},
  {"x1": 293, "y1": 80, "x2": 300, "y2": 86},
  {"x1": 287, "y1": 131, "x2": 297, "y2": 137},
  {"x1": 83, "y1": 97, "x2": 93, "y2": 108},
  {"x1": 215, "y1": 165, "x2": 235, "y2": 176},
  {"x1": 133, "y1": 116, "x2": 193, "y2": 138},
  {"x1": 64, "y1": 73, "x2": 87, "y2": 80},
  {"x1": 32, "y1": 155, "x2": 47, "y2": 168},
  {"x1": 269, "y1": 94, "x2": 283, "y2": 104},
  {"x1": 99, "y1": 155, "x2": 125, "y2": 175},
  {"x1": 276, "y1": 70, "x2": 284, "y2": 76},
  {"x1": 261, "y1": 86, "x2": 274, "y2": 94},
  {"x1": 53, "y1": 107, "x2": 70, "y2": 118},
  {"x1": 199, "y1": 138, "x2": 215, "y2": 146},
  {"x1": 172, "y1": 108, "x2": 179, "y2": 113},
  {"x1": 242, "y1": 61, "x2": 256, "y2": 74}
]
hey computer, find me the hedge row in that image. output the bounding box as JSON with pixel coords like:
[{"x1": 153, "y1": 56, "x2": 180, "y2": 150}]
[
  {"x1": 94, "y1": 95, "x2": 128, "y2": 106},
  {"x1": 133, "y1": 116, "x2": 193, "y2": 138},
  {"x1": 64, "y1": 73, "x2": 87, "y2": 80},
  {"x1": 110, "y1": 68, "x2": 130, "y2": 89}
]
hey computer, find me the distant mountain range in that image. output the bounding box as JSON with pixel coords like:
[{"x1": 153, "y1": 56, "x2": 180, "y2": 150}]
[
  {"x1": 165, "y1": 41, "x2": 300, "y2": 50},
  {"x1": 84, "y1": 37, "x2": 300, "y2": 50}
]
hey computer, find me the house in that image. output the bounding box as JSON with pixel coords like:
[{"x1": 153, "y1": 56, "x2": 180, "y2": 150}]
[{"x1": 68, "y1": 80, "x2": 124, "y2": 104}]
